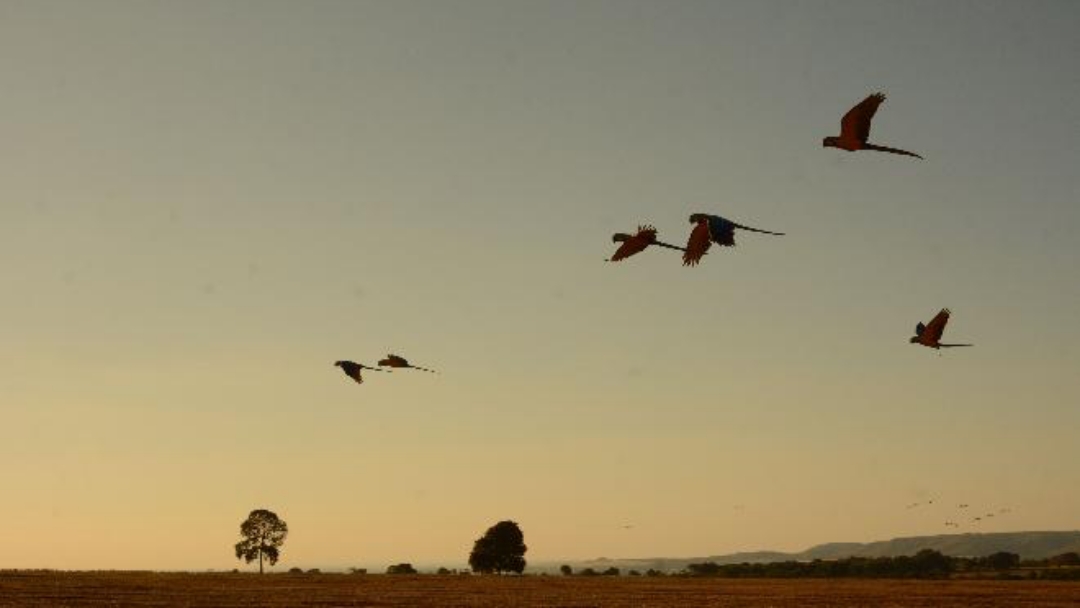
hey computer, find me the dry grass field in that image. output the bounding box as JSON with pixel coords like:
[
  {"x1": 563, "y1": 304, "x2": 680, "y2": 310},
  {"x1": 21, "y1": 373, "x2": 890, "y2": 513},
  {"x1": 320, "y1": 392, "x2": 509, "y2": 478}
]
[{"x1": 3, "y1": 572, "x2": 1080, "y2": 607}]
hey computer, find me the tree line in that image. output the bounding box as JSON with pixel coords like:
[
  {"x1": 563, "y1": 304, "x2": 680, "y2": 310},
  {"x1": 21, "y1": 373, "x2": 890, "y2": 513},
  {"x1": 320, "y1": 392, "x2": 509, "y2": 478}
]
[
  {"x1": 233, "y1": 509, "x2": 1079, "y2": 579},
  {"x1": 669, "y1": 550, "x2": 1080, "y2": 579}
]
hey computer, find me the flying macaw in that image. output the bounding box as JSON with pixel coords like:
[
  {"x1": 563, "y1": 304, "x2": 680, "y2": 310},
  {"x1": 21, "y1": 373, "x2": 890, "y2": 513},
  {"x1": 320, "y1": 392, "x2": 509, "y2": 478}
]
[
  {"x1": 682, "y1": 213, "x2": 784, "y2": 266},
  {"x1": 823, "y1": 93, "x2": 923, "y2": 159},
  {"x1": 378, "y1": 354, "x2": 437, "y2": 373},
  {"x1": 334, "y1": 360, "x2": 387, "y2": 384},
  {"x1": 608, "y1": 224, "x2": 686, "y2": 262},
  {"x1": 910, "y1": 308, "x2": 973, "y2": 349}
]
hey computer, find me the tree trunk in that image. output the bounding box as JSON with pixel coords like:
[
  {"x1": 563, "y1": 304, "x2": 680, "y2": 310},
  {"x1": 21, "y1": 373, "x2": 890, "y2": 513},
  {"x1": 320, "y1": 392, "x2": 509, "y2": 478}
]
[{"x1": 259, "y1": 549, "x2": 264, "y2": 574}]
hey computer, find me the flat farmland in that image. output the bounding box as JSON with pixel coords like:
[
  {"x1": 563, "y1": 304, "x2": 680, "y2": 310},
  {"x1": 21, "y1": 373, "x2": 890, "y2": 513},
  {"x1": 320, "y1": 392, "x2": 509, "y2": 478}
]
[{"x1": 3, "y1": 572, "x2": 1080, "y2": 607}]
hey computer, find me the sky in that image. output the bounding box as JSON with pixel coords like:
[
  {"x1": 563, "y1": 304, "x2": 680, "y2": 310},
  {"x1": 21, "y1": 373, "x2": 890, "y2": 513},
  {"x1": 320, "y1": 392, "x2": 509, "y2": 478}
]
[{"x1": 1, "y1": 0, "x2": 1079, "y2": 571}]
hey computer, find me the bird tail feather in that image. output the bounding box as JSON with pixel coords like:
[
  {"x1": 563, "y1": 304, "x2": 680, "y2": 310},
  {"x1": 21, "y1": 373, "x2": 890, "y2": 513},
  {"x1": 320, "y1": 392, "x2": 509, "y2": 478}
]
[
  {"x1": 863, "y1": 143, "x2": 924, "y2": 159},
  {"x1": 731, "y1": 223, "x2": 785, "y2": 236}
]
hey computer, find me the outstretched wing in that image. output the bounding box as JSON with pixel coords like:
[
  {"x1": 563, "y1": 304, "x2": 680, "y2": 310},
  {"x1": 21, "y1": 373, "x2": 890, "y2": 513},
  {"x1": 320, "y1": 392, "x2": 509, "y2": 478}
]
[
  {"x1": 682, "y1": 221, "x2": 712, "y2": 266},
  {"x1": 840, "y1": 92, "x2": 886, "y2": 144},
  {"x1": 338, "y1": 361, "x2": 363, "y2": 384},
  {"x1": 923, "y1": 308, "x2": 951, "y2": 344}
]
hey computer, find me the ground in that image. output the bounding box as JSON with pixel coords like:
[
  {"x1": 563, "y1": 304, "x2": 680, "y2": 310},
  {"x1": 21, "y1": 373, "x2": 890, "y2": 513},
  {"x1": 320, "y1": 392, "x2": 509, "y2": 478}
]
[{"x1": 2, "y1": 572, "x2": 1080, "y2": 607}]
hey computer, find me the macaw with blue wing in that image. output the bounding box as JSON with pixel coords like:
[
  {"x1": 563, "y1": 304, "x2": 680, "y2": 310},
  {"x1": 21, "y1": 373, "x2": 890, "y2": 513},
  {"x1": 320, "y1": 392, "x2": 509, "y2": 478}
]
[{"x1": 682, "y1": 213, "x2": 784, "y2": 266}]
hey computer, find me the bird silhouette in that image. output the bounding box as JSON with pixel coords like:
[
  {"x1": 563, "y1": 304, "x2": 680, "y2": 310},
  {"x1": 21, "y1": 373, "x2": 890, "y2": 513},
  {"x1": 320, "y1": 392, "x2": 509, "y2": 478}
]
[
  {"x1": 608, "y1": 224, "x2": 686, "y2": 262},
  {"x1": 378, "y1": 354, "x2": 437, "y2": 373},
  {"x1": 334, "y1": 360, "x2": 387, "y2": 384},
  {"x1": 823, "y1": 93, "x2": 923, "y2": 159},
  {"x1": 682, "y1": 213, "x2": 784, "y2": 266},
  {"x1": 910, "y1": 308, "x2": 973, "y2": 349},
  {"x1": 958, "y1": 504, "x2": 969, "y2": 509}
]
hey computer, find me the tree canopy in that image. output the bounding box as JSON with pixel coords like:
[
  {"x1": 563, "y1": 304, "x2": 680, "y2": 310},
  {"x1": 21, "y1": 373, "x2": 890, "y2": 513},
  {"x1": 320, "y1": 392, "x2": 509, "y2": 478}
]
[
  {"x1": 234, "y1": 509, "x2": 288, "y2": 574},
  {"x1": 469, "y1": 520, "x2": 527, "y2": 574}
]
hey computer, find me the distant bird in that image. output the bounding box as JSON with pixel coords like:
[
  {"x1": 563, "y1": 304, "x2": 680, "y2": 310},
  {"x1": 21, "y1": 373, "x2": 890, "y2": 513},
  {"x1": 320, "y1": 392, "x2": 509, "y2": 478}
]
[
  {"x1": 958, "y1": 504, "x2": 969, "y2": 509},
  {"x1": 972, "y1": 517, "x2": 982, "y2": 522},
  {"x1": 910, "y1": 309, "x2": 973, "y2": 349},
  {"x1": 682, "y1": 213, "x2": 784, "y2": 266},
  {"x1": 620, "y1": 524, "x2": 635, "y2": 530},
  {"x1": 334, "y1": 360, "x2": 387, "y2": 384},
  {"x1": 378, "y1": 354, "x2": 437, "y2": 374},
  {"x1": 608, "y1": 224, "x2": 686, "y2": 262},
  {"x1": 823, "y1": 92, "x2": 923, "y2": 159},
  {"x1": 985, "y1": 513, "x2": 995, "y2": 518}
]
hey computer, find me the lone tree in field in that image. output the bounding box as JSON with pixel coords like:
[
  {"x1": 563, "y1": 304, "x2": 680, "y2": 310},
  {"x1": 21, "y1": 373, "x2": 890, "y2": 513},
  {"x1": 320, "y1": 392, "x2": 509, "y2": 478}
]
[
  {"x1": 234, "y1": 509, "x2": 288, "y2": 574},
  {"x1": 469, "y1": 520, "x2": 527, "y2": 574}
]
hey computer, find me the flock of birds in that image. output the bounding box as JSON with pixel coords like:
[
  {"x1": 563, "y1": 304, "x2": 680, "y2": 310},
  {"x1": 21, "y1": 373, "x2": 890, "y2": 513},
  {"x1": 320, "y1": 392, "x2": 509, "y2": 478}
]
[
  {"x1": 907, "y1": 501, "x2": 1015, "y2": 531},
  {"x1": 334, "y1": 92, "x2": 971, "y2": 392},
  {"x1": 606, "y1": 92, "x2": 972, "y2": 351},
  {"x1": 906, "y1": 500, "x2": 1014, "y2": 529}
]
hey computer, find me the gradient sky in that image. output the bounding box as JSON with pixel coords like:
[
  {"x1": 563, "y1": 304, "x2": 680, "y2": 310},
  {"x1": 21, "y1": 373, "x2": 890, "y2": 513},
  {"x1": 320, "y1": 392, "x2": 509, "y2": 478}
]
[{"x1": 2, "y1": 0, "x2": 1079, "y2": 571}]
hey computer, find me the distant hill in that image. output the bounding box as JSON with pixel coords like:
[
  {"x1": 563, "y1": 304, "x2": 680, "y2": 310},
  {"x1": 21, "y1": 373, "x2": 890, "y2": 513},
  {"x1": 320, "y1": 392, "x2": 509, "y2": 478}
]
[{"x1": 536, "y1": 531, "x2": 1080, "y2": 574}]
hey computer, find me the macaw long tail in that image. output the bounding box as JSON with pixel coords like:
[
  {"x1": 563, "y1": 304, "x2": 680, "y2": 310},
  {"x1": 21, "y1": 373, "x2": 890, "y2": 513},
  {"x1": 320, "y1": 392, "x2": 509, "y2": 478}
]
[
  {"x1": 731, "y1": 223, "x2": 785, "y2": 236},
  {"x1": 411, "y1": 365, "x2": 438, "y2": 373},
  {"x1": 863, "y1": 143, "x2": 924, "y2": 160},
  {"x1": 652, "y1": 240, "x2": 688, "y2": 252},
  {"x1": 939, "y1": 343, "x2": 973, "y2": 348}
]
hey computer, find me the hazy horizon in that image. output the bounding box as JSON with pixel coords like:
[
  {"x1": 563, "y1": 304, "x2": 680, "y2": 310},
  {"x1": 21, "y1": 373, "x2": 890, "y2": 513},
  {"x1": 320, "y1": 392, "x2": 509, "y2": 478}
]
[{"x1": 2, "y1": 0, "x2": 1079, "y2": 571}]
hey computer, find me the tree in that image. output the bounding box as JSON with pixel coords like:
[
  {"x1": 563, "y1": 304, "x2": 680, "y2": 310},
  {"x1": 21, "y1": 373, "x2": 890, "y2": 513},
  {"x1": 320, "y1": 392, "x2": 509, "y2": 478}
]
[
  {"x1": 1050, "y1": 552, "x2": 1080, "y2": 567},
  {"x1": 983, "y1": 551, "x2": 1020, "y2": 570},
  {"x1": 559, "y1": 564, "x2": 573, "y2": 576},
  {"x1": 469, "y1": 520, "x2": 527, "y2": 574},
  {"x1": 387, "y1": 563, "x2": 417, "y2": 574},
  {"x1": 234, "y1": 509, "x2": 288, "y2": 574}
]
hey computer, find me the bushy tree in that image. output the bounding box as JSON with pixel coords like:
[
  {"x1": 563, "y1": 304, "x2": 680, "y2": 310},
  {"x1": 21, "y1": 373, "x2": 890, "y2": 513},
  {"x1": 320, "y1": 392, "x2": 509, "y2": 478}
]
[
  {"x1": 234, "y1": 509, "x2": 288, "y2": 574},
  {"x1": 469, "y1": 520, "x2": 527, "y2": 574},
  {"x1": 1050, "y1": 552, "x2": 1080, "y2": 567},
  {"x1": 386, "y1": 563, "x2": 418, "y2": 574},
  {"x1": 559, "y1": 564, "x2": 573, "y2": 576},
  {"x1": 983, "y1": 551, "x2": 1020, "y2": 570}
]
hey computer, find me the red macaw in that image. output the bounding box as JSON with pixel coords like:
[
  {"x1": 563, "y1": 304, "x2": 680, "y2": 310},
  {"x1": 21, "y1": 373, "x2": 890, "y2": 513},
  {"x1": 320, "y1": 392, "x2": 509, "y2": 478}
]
[
  {"x1": 608, "y1": 224, "x2": 686, "y2": 262},
  {"x1": 910, "y1": 308, "x2": 973, "y2": 349},
  {"x1": 823, "y1": 93, "x2": 923, "y2": 159}
]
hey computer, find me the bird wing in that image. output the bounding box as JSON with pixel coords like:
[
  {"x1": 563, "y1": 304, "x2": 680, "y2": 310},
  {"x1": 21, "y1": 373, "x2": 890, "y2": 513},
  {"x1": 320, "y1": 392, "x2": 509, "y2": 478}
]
[
  {"x1": 923, "y1": 308, "x2": 951, "y2": 344},
  {"x1": 609, "y1": 228, "x2": 656, "y2": 262},
  {"x1": 840, "y1": 92, "x2": 886, "y2": 143},
  {"x1": 341, "y1": 362, "x2": 363, "y2": 384},
  {"x1": 682, "y1": 220, "x2": 712, "y2": 266}
]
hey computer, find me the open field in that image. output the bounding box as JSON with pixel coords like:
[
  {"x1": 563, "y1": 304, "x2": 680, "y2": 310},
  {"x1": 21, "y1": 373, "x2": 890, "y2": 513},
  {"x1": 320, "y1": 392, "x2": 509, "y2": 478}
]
[{"x1": 3, "y1": 572, "x2": 1080, "y2": 607}]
